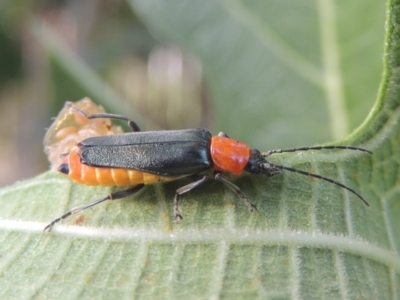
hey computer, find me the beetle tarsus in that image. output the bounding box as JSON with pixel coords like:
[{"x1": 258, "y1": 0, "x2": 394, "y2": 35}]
[
  {"x1": 173, "y1": 194, "x2": 183, "y2": 221},
  {"x1": 246, "y1": 201, "x2": 258, "y2": 212},
  {"x1": 174, "y1": 211, "x2": 183, "y2": 221}
]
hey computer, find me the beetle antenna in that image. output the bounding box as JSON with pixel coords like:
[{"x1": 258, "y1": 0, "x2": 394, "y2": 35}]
[
  {"x1": 261, "y1": 162, "x2": 369, "y2": 206},
  {"x1": 262, "y1": 146, "x2": 372, "y2": 158}
]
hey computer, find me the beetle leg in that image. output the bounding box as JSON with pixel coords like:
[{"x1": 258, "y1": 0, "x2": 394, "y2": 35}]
[
  {"x1": 66, "y1": 101, "x2": 142, "y2": 132},
  {"x1": 44, "y1": 184, "x2": 145, "y2": 232},
  {"x1": 173, "y1": 175, "x2": 209, "y2": 220},
  {"x1": 214, "y1": 172, "x2": 258, "y2": 212}
]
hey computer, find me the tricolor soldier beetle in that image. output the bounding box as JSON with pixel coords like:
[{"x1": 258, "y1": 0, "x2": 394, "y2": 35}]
[{"x1": 44, "y1": 102, "x2": 371, "y2": 231}]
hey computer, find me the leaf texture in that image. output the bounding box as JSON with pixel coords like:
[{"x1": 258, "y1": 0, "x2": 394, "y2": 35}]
[{"x1": 0, "y1": 0, "x2": 396, "y2": 299}]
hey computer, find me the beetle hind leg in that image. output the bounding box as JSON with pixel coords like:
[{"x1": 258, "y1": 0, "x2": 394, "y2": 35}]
[
  {"x1": 214, "y1": 172, "x2": 258, "y2": 212},
  {"x1": 173, "y1": 175, "x2": 209, "y2": 220},
  {"x1": 44, "y1": 184, "x2": 145, "y2": 232}
]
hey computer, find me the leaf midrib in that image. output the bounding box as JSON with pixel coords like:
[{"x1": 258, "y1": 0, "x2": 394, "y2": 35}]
[{"x1": 1, "y1": 219, "x2": 398, "y2": 272}]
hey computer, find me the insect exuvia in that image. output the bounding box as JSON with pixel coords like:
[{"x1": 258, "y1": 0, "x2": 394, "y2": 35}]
[{"x1": 44, "y1": 102, "x2": 372, "y2": 231}]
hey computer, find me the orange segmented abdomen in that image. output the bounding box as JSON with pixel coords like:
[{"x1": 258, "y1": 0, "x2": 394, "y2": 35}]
[{"x1": 65, "y1": 146, "x2": 176, "y2": 186}]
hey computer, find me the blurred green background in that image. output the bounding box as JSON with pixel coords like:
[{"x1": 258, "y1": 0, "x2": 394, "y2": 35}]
[
  {"x1": 0, "y1": 0, "x2": 385, "y2": 187},
  {"x1": 0, "y1": 1, "x2": 210, "y2": 187}
]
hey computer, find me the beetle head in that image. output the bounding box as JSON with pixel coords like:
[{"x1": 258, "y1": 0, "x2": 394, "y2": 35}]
[{"x1": 244, "y1": 149, "x2": 282, "y2": 177}]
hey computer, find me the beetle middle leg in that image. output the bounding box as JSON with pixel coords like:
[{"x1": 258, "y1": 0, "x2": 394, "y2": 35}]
[
  {"x1": 66, "y1": 101, "x2": 141, "y2": 132},
  {"x1": 214, "y1": 172, "x2": 258, "y2": 212},
  {"x1": 173, "y1": 175, "x2": 209, "y2": 220}
]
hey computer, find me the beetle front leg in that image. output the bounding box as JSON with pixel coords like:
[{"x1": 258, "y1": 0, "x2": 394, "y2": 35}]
[
  {"x1": 173, "y1": 175, "x2": 209, "y2": 220},
  {"x1": 214, "y1": 172, "x2": 258, "y2": 212}
]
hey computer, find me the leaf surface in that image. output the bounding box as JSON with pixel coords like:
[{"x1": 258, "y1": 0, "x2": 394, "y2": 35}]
[{"x1": 0, "y1": 1, "x2": 397, "y2": 299}]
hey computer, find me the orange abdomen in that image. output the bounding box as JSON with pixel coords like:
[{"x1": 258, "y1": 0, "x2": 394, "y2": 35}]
[{"x1": 65, "y1": 146, "x2": 175, "y2": 186}]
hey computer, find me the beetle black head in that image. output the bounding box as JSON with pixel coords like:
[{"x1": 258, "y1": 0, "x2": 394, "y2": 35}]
[{"x1": 244, "y1": 149, "x2": 281, "y2": 177}]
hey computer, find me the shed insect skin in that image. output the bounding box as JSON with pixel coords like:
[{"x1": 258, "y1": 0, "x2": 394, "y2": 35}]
[{"x1": 44, "y1": 102, "x2": 372, "y2": 231}]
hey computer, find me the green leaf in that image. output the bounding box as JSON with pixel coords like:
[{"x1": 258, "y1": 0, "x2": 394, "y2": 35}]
[
  {"x1": 130, "y1": 0, "x2": 385, "y2": 148},
  {"x1": 0, "y1": 1, "x2": 397, "y2": 299}
]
